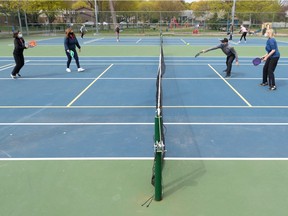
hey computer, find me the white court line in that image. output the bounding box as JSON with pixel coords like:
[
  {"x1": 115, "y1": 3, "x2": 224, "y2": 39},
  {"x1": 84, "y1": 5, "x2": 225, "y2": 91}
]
[
  {"x1": 0, "y1": 157, "x2": 154, "y2": 161},
  {"x1": 0, "y1": 77, "x2": 156, "y2": 80},
  {"x1": 1, "y1": 105, "x2": 288, "y2": 109},
  {"x1": 166, "y1": 157, "x2": 288, "y2": 161},
  {"x1": 180, "y1": 38, "x2": 187, "y2": 44},
  {"x1": 66, "y1": 64, "x2": 113, "y2": 107},
  {"x1": 4, "y1": 59, "x2": 159, "y2": 63},
  {"x1": 32, "y1": 37, "x2": 62, "y2": 42},
  {"x1": 228, "y1": 40, "x2": 239, "y2": 45},
  {"x1": 275, "y1": 39, "x2": 288, "y2": 44},
  {"x1": 136, "y1": 38, "x2": 142, "y2": 44},
  {"x1": 0, "y1": 78, "x2": 156, "y2": 81},
  {"x1": 0, "y1": 63, "x2": 14, "y2": 71},
  {"x1": 0, "y1": 122, "x2": 153, "y2": 126},
  {"x1": 1, "y1": 157, "x2": 288, "y2": 161},
  {"x1": 0, "y1": 122, "x2": 287, "y2": 126},
  {"x1": 83, "y1": 37, "x2": 105, "y2": 44},
  {"x1": 0, "y1": 105, "x2": 154, "y2": 109},
  {"x1": 208, "y1": 64, "x2": 252, "y2": 107},
  {"x1": 0, "y1": 61, "x2": 29, "y2": 71},
  {"x1": 164, "y1": 122, "x2": 288, "y2": 126},
  {"x1": 0, "y1": 63, "x2": 13, "y2": 69},
  {"x1": 0, "y1": 65, "x2": 14, "y2": 71}
]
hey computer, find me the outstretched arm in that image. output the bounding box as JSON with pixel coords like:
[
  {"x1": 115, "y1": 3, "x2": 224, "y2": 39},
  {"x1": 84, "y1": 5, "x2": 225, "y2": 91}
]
[{"x1": 202, "y1": 44, "x2": 221, "y2": 53}]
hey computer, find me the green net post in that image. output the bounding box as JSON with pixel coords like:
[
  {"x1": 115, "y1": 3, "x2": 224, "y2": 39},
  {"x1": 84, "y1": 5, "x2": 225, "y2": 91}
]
[{"x1": 154, "y1": 115, "x2": 164, "y2": 201}]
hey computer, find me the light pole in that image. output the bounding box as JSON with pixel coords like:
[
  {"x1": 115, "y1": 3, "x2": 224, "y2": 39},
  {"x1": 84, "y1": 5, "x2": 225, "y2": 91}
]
[
  {"x1": 231, "y1": 0, "x2": 236, "y2": 26},
  {"x1": 94, "y1": 0, "x2": 99, "y2": 34},
  {"x1": 17, "y1": 10, "x2": 22, "y2": 32}
]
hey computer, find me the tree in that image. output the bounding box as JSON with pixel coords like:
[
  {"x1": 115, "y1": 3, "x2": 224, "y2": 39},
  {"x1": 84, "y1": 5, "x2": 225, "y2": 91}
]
[
  {"x1": 0, "y1": 0, "x2": 71, "y2": 24},
  {"x1": 190, "y1": 0, "x2": 283, "y2": 27}
]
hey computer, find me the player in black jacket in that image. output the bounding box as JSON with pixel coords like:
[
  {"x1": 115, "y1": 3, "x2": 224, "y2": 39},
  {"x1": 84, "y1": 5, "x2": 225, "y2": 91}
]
[{"x1": 11, "y1": 31, "x2": 28, "y2": 78}]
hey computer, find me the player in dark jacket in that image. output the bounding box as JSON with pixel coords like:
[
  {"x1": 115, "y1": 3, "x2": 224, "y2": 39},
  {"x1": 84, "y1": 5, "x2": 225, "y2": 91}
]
[
  {"x1": 64, "y1": 28, "x2": 85, "y2": 72},
  {"x1": 11, "y1": 31, "x2": 28, "y2": 78},
  {"x1": 202, "y1": 38, "x2": 239, "y2": 78},
  {"x1": 115, "y1": 25, "x2": 120, "y2": 42}
]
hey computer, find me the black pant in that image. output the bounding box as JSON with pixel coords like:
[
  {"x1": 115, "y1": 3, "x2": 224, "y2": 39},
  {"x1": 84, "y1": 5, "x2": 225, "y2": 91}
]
[
  {"x1": 226, "y1": 54, "x2": 235, "y2": 76},
  {"x1": 66, "y1": 49, "x2": 80, "y2": 68},
  {"x1": 11, "y1": 53, "x2": 24, "y2": 76},
  {"x1": 262, "y1": 57, "x2": 279, "y2": 87},
  {"x1": 229, "y1": 32, "x2": 233, "y2": 40},
  {"x1": 240, "y1": 32, "x2": 247, "y2": 41}
]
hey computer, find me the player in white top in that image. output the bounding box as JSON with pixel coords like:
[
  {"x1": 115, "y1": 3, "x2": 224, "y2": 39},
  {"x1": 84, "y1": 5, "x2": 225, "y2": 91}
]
[
  {"x1": 238, "y1": 25, "x2": 248, "y2": 43},
  {"x1": 80, "y1": 24, "x2": 87, "y2": 39}
]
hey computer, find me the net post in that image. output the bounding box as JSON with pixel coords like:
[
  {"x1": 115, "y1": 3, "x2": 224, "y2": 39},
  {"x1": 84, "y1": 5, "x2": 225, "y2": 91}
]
[{"x1": 154, "y1": 115, "x2": 164, "y2": 201}]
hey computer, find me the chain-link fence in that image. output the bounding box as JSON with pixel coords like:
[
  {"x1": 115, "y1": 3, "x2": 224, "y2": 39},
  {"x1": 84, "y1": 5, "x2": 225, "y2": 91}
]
[{"x1": 1, "y1": 10, "x2": 288, "y2": 37}]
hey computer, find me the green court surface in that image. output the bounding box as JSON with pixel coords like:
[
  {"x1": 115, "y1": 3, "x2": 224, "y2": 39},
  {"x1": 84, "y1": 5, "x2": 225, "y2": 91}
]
[
  {"x1": 1, "y1": 160, "x2": 288, "y2": 216},
  {"x1": 1, "y1": 35, "x2": 288, "y2": 57}
]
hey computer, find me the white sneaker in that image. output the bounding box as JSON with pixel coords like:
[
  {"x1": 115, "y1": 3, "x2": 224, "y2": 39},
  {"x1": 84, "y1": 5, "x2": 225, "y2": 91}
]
[
  {"x1": 78, "y1": 68, "x2": 85, "y2": 72},
  {"x1": 66, "y1": 68, "x2": 71, "y2": 73}
]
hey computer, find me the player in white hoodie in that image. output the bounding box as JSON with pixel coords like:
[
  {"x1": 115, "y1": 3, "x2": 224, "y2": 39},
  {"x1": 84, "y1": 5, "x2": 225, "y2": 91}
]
[{"x1": 238, "y1": 25, "x2": 248, "y2": 43}]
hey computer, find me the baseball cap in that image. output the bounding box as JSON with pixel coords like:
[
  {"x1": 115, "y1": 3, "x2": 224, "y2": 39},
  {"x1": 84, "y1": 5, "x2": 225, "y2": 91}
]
[{"x1": 220, "y1": 38, "x2": 228, "y2": 43}]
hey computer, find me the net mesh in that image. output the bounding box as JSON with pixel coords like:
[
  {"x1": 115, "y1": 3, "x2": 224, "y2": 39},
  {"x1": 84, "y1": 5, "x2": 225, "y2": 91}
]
[
  {"x1": 156, "y1": 33, "x2": 166, "y2": 118},
  {"x1": 151, "y1": 33, "x2": 166, "y2": 188}
]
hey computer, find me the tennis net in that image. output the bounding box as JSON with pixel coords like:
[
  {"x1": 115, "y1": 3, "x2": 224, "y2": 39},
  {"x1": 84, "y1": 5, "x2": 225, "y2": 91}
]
[{"x1": 151, "y1": 33, "x2": 166, "y2": 201}]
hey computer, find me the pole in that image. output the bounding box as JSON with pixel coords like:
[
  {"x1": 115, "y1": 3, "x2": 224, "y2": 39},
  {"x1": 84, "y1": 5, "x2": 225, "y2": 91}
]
[
  {"x1": 17, "y1": 0, "x2": 22, "y2": 32},
  {"x1": 160, "y1": 11, "x2": 162, "y2": 33},
  {"x1": 17, "y1": 9, "x2": 22, "y2": 32},
  {"x1": 94, "y1": 0, "x2": 99, "y2": 34},
  {"x1": 154, "y1": 115, "x2": 164, "y2": 201},
  {"x1": 231, "y1": 0, "x2": 236, "y2": 26},
  {"x1": 24, "y1": 11, "x2": 29, "y2": 35}
]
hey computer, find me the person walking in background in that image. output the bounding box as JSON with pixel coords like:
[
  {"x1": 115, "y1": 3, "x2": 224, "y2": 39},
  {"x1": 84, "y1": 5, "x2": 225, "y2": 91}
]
[
  {"x1": 238, "y1": 25, "x2": 248, "y2": 43},
  {"x1": 80, "y1": 24, "x2": 87, "y2": 39},
  {"x1": 200, "y1": 38, "x2": 239, "y2": 78},
  {"x1": 115, "y1": 24, "x2": 120, "y2": 42},
  {"x1": 64, "y1": 28, "x2": 85, "y2": 73},
  {"x1": 11, "y1": 31, "x2": 28, "y2": 79},
  {"x1": 260, "y1": 29, "x2": 280, "y2": 91},
  {"x1": 228, "y1": 24, "x2": 233, "y2": 40}
]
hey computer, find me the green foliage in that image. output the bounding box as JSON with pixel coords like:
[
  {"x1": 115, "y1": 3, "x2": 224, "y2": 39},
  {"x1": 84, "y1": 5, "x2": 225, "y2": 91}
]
[
  {"x1": 72, "y1": 1, "x2": 90, "y2": 10},
  {"x1": 190, "y1": 0, "x2": 282, "y2": 14},
  {"x1": 0, "y1": 0, "x2": 71, "y2": 23},
  {"x1": 190, "y1": 0, "x2": 284, "y2": 28}
]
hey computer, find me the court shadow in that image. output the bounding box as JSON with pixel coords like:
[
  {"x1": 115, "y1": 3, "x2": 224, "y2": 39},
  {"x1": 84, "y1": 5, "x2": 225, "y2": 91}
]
[{"x1": 162, "y1": 160, "x2": 206, "y2": 198}]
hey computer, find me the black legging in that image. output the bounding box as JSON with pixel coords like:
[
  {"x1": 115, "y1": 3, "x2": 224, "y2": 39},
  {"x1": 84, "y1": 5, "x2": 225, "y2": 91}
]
[
  {"x1": 226, "y1": 54, "x2": 235, "y2": 76},
  {"x1": 11, "y1": 53, "x2": 25, "y2": 76},
  {"x1": 240, "y1": 32, "x2": 247, "y2": 41},
  {"x1": 262, "y1": 57, "x2": 279, "y2": 87},
  {"x1": 66, "y1": 49, "x2": 80, "y2": 68}
]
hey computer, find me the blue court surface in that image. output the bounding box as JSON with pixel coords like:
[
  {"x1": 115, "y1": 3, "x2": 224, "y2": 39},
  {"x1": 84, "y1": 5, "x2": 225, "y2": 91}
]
[{"x1": 1, "y1": 54, "x2": 288, "y2": 159}]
